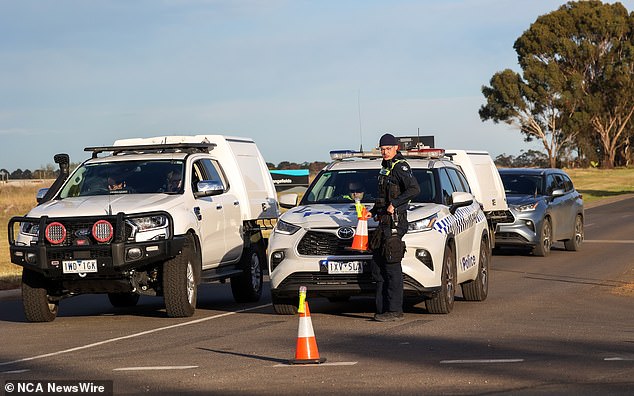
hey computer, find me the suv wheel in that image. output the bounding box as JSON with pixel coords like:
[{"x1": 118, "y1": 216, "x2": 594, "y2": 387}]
[
  {"x1": 22, "y1": 269, "x2": 59, "y2": 322},
  {"x1": 425, "y1": 244, "x2": 456, "y2": 314},
  {"x1": 108, "y1": 292, "x2": 140, "y2": 307},
  {"x1": 461, "y1": 235, "x2": 490, "y2": 301},
  {"x1": 533, "y1": 217, "x2": 552, "y2": 257},
  {"x1": 163, "y1": 235, "x2": 198, "y2": 317},
  {"x1": 231, "y1": 242, "x2": 264, "y2": 303},
  {"x1": 564, "y1": 215, "x2": 583, "y2": 251},
  {"x1": 272, "y1": 296, "x2": 298, "y2": 315}
]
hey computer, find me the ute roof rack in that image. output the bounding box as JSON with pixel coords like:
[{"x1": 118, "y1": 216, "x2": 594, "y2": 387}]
[{"x1": 84, "y1": 142, "x2": 216, "y2": 158}]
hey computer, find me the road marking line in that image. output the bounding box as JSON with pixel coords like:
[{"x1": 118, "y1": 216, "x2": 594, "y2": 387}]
[
  {"x1": 584, "y1": 240, "x2": 634, "y2": 244},
  {"x1": 604, "y1": 357, "x2": 634, "y2": 361},
  {"x1": 1, "y1": 369, "x2": 30, "y2": 374},
  {"x1": 113, "y1": 366, "x2": 198, "y2": 371},
  {"x1": 440, "y1": 359, "x2": 524, "y2": 364},
  {"x1": 0, "y1": 304, "x2": 270, "y2": 367},
  {"x1": 273, "y1": 361, "x2": 358, "y2": 367}
]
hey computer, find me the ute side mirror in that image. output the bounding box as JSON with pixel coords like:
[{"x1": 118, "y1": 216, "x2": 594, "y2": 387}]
[
  {"x1": 279, "y1": 193, "x2": 299, "y2": 209},
  {"x1": 36, "y1": 188, "x2": 50, "y2": 204},
  {"x1": 449, "y1": 191, "x2": 473, "y2": 214},
  {"x1": 194, "y1": 180, "x2": 224, "y2": 198}
]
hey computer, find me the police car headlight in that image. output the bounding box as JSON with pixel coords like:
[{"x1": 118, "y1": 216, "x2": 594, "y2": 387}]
[
  {"x1": 408, "y1": 214, "x2": 437, "y2": 233},
  {"x1": 513, "y1": 202, "x2": 539, "y2": 212},
  {"x1": 275, "y1": 220, "x2": 301, "y2": 235},
  {"x1": 126, "y1": 215, "x2": 170, "y2": 242}
]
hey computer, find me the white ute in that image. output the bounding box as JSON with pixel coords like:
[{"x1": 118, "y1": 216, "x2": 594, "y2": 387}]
[
  {"x1": 268, "y1": 148, "x2": 499, "y2": 315},
  {"x1": 8, "y1": 135, "x2": 279, "y2": 322}
]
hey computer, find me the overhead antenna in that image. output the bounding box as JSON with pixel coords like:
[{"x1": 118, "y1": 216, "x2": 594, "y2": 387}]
[{"x1": 358, "y1": 89, "x2": 363, "y2": 152}]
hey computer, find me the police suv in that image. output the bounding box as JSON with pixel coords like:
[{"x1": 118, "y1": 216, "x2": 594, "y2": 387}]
[{"x1": 268, "y1": 148, "x2": 492, "y2": 315}]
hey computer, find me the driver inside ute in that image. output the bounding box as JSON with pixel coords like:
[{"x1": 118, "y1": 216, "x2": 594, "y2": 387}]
[
  {"x1": 166, "y1": 170, "x2": 183, "y2": 193},
  {"x1": 107, "y1": 176, "x2": 126, "y2": 191}
]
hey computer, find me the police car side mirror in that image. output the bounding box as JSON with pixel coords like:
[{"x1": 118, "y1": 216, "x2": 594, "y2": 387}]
[
  {"x1": 279, "y1": 193, "x2": 298, "y2": 209},
  {"x1": 449, "y1": 191, "x2": 473, "y2": 214}
]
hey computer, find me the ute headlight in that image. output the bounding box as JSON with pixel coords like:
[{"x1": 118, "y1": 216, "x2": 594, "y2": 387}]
[
  {"x1": 274, "y1": 220, "x2": 301, "y2": 235},
  {"x1": 126, "y1": 215, "x2": 170, "y2": 242},
  {"x1": 513, "y1": 202, "x2": 539, "y2": 212},
  {"x1": 20, "y1": 222, "x2": 40, "y2": 237},
  {"x1": 408, "y1": 214, "x2": 438, "y2": 233}
]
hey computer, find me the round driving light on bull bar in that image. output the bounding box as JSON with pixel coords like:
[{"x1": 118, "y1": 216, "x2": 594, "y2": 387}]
[
  {"x1": 92, "y1": 220, "x2": 114, "y2": 243},
  {"x1": 45, "y1": 222, "x2": 66, "y2": 244},
  {"x1": 126, "y1": 247, "x2": 143, "y2": 260}
]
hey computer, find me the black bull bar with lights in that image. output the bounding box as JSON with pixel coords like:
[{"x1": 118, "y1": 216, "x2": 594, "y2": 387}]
[{"x1": 8, "y1": 211, "x2": 186, "y2": 278}]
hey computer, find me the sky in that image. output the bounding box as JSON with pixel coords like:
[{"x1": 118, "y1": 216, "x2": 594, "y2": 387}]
[{"x1": 1, "y1": 0, "x2": 632, "y2": 171}]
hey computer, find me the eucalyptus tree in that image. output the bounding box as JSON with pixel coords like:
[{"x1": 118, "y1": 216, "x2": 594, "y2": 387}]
[{"x1": 481, "y1": 1, "x2": 634, "y2": 168}]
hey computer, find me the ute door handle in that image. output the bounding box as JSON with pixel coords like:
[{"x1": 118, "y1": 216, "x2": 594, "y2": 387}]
[
  {"x1": 233, "y1": 201, "x2": 239, "y2": 206},
  {"x1": 216, "y1": 204, "x2": 223, "y2": 210}
]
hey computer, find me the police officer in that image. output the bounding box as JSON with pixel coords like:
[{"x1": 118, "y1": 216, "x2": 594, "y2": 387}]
[{"x1": 370, "y1": 133, "x2": 420, "y2": 322}]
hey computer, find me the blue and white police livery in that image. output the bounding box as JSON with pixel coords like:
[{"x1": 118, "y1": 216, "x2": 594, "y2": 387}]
[{"x1": 268, "y1": 148, "x2": 492, "y2": 315}]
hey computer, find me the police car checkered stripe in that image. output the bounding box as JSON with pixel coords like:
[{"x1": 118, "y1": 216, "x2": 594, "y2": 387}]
[{"x1": 432, "y1": 202, "x2": 486, "y2": 235}]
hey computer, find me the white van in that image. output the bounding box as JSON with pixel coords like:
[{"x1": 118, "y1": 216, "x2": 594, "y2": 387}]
[{"x1": 445, "y1": 150, "x2": 513, "y2": 245}]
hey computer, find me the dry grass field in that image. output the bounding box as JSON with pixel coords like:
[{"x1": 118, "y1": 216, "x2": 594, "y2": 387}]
[
  {"x1": 0, "y1": 180, "x2": 52, "y2": 289},
  {"x1": 0, "y1": 168, "x2": 632, "y2": 292}
]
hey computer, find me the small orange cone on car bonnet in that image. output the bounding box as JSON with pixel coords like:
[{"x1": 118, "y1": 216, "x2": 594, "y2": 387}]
[{"x1": 350, "y1": 203, "x2": 369, "y2": 252}]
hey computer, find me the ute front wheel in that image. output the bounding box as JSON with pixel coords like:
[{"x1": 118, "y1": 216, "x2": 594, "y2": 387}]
[
  {"x1": 22, "y1": 269, "x2": 59, "y2": 322},
  {"x1": 163, "y1": 236, "x2": 198, "y2": 317}
]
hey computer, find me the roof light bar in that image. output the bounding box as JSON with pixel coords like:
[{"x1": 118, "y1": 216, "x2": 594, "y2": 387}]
[{"x1": 330, "y1": 148, "x2": 445, "y2": 160}]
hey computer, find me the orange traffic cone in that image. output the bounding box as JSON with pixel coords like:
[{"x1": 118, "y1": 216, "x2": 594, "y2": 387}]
[
  {"x1": 350, "y1": 205, "x2": 369, "y2": 252},
  {"x1": 290, "y1": 301, "x2": 326, "y2": 365}
]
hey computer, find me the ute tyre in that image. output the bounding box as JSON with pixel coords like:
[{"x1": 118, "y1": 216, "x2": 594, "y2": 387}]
[
  {"x1": 564, "y1": 215, "x2": 583, "y2": 251},
  {"x1": 462, "y1": 235, "x2": 490, "y2": 301},
  {"x1": 533, "y1": 218, "x2": 552, "y2": 257},
  {"x1": 272, "y1": 296, "x2": 298, "y2": 315},
  {"x1": 425, "y1": 244, "x2": 457, "y2": 314},
  {"x1": 231, "y1": 243, "x2": 264, "y2": 303},
  {"x1": 163, "y1": 236, "x2": 198, "y2": 317},
  {"x1": 108, "y1": 292, "x2": 140, "y2": 307},
  {"x1": 22, "y1": 269, "x2": 58, "y2": 322}
]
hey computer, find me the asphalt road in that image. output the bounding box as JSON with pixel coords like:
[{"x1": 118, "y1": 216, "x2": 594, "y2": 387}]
[{"x1": 1, "y1": 198, "x2": 633, "y2": 395}]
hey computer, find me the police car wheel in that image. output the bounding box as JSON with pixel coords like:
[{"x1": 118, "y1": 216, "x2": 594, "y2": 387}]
[
  {"x1": 272, "y1": 296, "x2": 298, "y2": 315},
  {"x1": 425, "y1": 244, "x2": 456, "y2": 314},
  {"x1": 462, "y1": 235, "x2": 490, "y2": 301}
]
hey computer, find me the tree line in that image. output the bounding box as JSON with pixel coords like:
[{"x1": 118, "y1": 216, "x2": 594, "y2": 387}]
[{"x1": 480, "y1": 1, "x2": 634, "y2": 169}]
